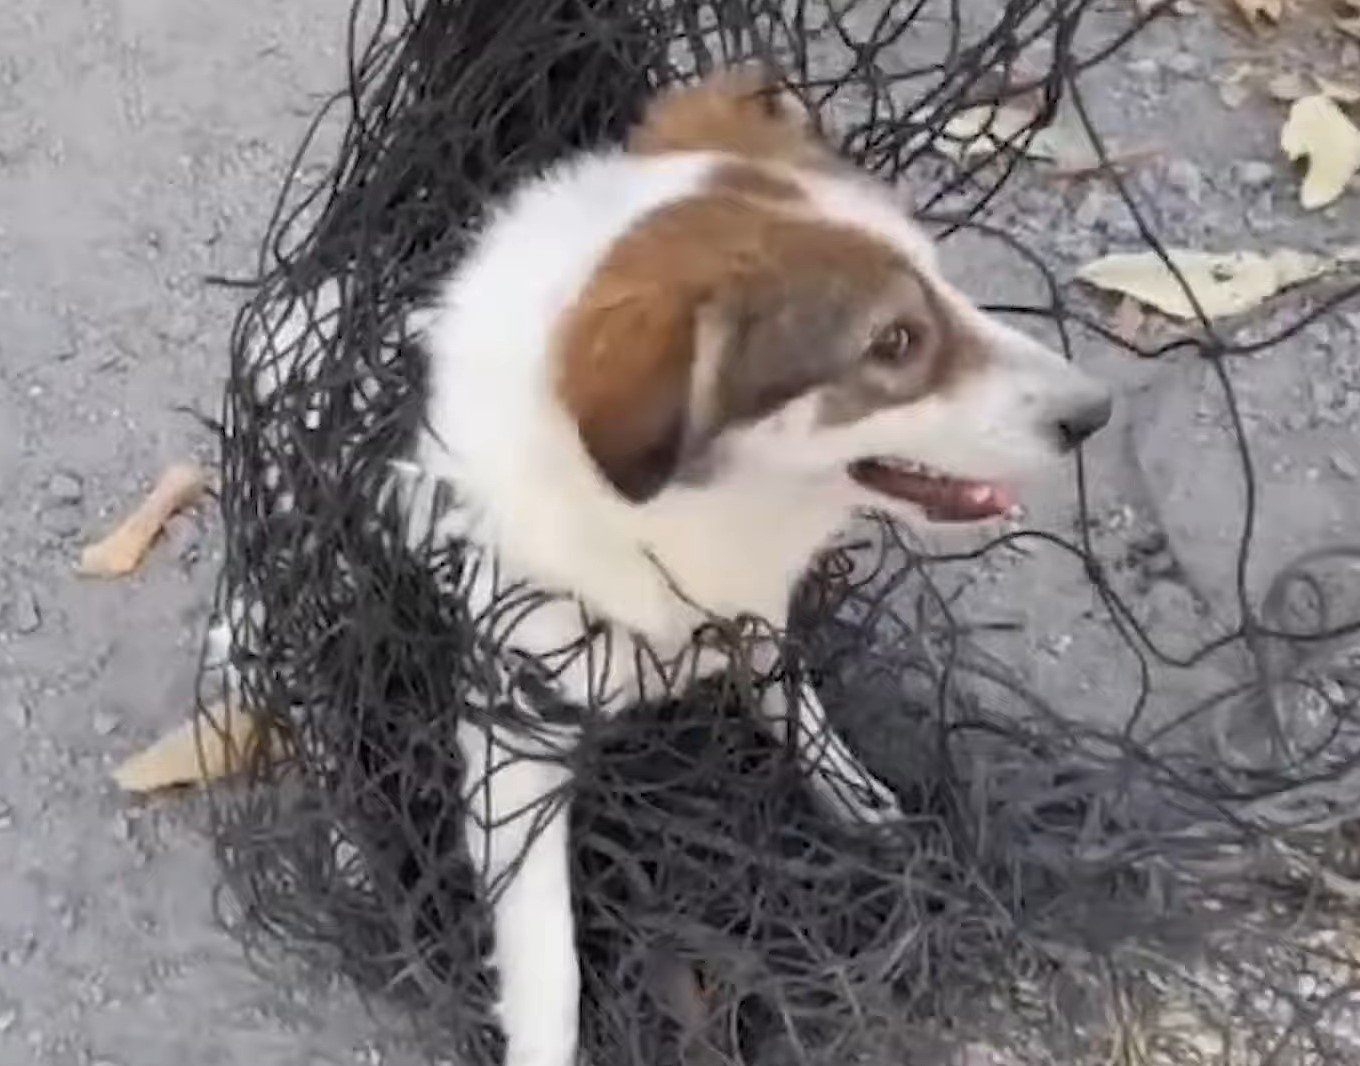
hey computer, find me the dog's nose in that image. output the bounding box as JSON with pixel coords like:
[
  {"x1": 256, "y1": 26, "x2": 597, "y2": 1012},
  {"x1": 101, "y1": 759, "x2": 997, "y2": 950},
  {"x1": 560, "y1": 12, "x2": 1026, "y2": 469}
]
[{"x1": 1054, "y1": 393, "x2": 1113, "y2": 452}]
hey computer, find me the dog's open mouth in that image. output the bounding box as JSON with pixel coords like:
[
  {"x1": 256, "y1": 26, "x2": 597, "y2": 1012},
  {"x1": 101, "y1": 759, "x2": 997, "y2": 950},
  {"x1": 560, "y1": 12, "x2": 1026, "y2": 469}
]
[{"x1": 848, "y1": 458, "x2": 1014, "y2": 522}]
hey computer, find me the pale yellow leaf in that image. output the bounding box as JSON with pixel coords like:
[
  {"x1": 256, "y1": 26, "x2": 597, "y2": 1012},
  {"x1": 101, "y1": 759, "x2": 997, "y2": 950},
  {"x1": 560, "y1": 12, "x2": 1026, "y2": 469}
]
[
  {"x1": 78, "y1": 462, "x2": 208, "y2": 578},
  {"x1": 1317, "y1": 77, "x2": 1360, "y2": 105},
  {"x1": 1075, "y1": 249, "x2": 1335, "y2": 320},
  {"x1": 1268, "y1": 71, "x2": 1311, "y2": 102},
  {"x1": 1024, "y1": 123, "x2": 1104, "y2": 170},
  {"x1": 1280, "y1": 94, "x2": 1360, "y2": 209},
  {"x1": 113, "y1": 703, "x2": 285, "y2": 793},
  {"x1": 939, "y1": 101, "x2": 1111, "y2": 175},
  {"x1": 939, "y1": 102, "x2": 1038, "y2": 161}
]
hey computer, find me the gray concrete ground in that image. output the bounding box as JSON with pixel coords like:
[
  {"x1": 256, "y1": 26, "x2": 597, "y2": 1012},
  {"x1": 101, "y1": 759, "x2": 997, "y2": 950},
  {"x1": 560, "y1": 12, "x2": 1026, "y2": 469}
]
[
  {"x1": 0, "y1": 1, "x2": 1357, "y2": 1064},
  {"x1": 0, "y1": 2, "x2": 426, "y2": 1062}
]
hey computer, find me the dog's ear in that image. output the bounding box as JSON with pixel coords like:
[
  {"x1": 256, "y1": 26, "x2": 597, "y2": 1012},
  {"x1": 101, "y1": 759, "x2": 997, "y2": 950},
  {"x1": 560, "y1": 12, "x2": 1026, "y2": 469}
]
[
  {"x1": 557, "y1": 286, "x2": 710, "y2": 503},
  {"x1": 628, "y1": 62, "x2": 824, "y2": 165}
]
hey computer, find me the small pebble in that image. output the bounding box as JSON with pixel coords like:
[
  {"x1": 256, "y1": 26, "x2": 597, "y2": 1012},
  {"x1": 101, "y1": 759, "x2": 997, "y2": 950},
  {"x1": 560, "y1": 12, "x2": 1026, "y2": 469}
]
[
  {"x1": 1126, "y1": 57, "x2": 1159, "y2": 77},
  {"x1": 3, "y1": 697, "x2": 29, "y2": 730},
  {"x1": 1128, "y1": 530, "x2": 1169, "y2": 557},
  {"x1": 6, "y1": 591, "x2": 41, "y2": 635},
  {"x1": 1236, "y1": 160, "x2": 1274, "y2": 188},
  {"x1": 1165, "y1": 53, "x2": 1199, "y2": 77},
  {"x1": 1075, "y1": 188, "x2": 1108, "y2": 229},
  {"x1": 1245, "y1": 190, "x2": 1275, "y2": 233},
  {"x1": 1042, "y1": 633, "x2": 1074, "y2": 658},
  {"x1": 1219, "y1": 81, "x2": 1250, "y2": 109},
  {"x1": 92, "y1": 710, "x2": 120, "y2": 737},
  {"x1": 47, "y1": 471, "x2": 83, "y2": 503},
  {"x1": 8, "y1": 932, "x2": 38, "y2": 966},
  {"x1": 1164, "y1": 159, "x2": 1203, "y2": 204},
  {"x1": 1330, "y1": 453, "x2": 1359, "y2": 480},
  {"x1": 41, "y1": 506, "x2": 82, "y2": 538}
]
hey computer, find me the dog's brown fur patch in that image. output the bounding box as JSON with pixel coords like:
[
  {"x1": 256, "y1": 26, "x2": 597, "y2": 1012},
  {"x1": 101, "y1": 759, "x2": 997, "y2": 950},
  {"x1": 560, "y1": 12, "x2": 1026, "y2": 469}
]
[
  {"x1": 628, "y1": 66, "x2": 829, "y2": 169},
  {"x1": 815, "y1": 272, "x2": 989, "y2": 427},
  {"x1": 557, "y1": 186, "x2": 990, "y2": 500},
  {"x1": 708, "y1": 160, "x2": 804, "y2": 203},
  {"x1": 559, "y1": 70, "x2": 989, "y2": 502}
]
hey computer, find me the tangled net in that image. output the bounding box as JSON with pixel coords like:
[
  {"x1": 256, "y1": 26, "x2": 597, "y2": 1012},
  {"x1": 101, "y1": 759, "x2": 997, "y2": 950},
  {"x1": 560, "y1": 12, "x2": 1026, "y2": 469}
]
[{"x1": 200, "y1": 1, "x2": 1360, "y2": 1064}]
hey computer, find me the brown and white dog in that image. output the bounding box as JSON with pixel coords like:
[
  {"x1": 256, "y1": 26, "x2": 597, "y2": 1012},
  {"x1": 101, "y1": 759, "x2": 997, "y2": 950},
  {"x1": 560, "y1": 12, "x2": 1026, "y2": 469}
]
[{"x1": 405, "y1": 67, "x2": 1112, "y2": 1066}]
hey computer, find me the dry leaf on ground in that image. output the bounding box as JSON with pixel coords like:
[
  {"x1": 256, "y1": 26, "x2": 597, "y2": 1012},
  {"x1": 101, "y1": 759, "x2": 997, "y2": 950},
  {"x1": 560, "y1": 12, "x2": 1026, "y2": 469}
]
[
  {"x1": 1280, "y1": 94, "x2": 1360, "y2": 209},
  {"x1": 1229, "y1": 0, "x2": 1283, "y2": 31},
  {"x1": 78, "y1": 462, "x2": 209, "y2": 577},
  {"x1": 1048, "y1": 147, "x2": 1161, "y2": 180},
  {"x1": 1268, "y1": 72, "x2": 1312, "y2": 102},
  {"x1": 940, "y1": 99, "x2": 1123, "y2": 175},
  {"x1": 1025, "y1": 123, "x2": 1104, "y2": 170},
  {"x1": 1265, "y1": 71, "x2": 1360, "y2": 105},
  {"x1": 1075, "y1": 248, "x2": 1336, "y2": 320},
  {"x1": 1337, "y1": 0, "x2": 1360, "y2": 39},
  {"x1": 938, "y1": 102, "x2": 1041, "y2": 162},
  {"x1": 1317, "y1": 76, "x2": 1360, "y2": 105},
  {"x1": 113, "y1": 702, "x2": 282, "y2": 793}
]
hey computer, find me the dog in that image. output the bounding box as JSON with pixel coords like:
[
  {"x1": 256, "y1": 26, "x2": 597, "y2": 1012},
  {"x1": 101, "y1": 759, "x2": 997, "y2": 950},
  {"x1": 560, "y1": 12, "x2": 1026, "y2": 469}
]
[{"x1": 401, "y1": 66, "x2": 1113, "y2": 1066}]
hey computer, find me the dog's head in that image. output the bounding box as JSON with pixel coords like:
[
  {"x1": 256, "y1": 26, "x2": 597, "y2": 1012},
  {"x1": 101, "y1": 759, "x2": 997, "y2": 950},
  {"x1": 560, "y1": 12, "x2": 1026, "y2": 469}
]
[{"x1": 555, "y1": 67, "x2": 1111, "y2": 524}]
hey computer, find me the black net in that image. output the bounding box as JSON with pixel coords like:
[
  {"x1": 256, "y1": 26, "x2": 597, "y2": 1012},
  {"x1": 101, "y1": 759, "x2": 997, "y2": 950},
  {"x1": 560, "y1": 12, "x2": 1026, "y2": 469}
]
[{"x1": 199, "y1": 2, "x2": 1360, "y2": 1065}]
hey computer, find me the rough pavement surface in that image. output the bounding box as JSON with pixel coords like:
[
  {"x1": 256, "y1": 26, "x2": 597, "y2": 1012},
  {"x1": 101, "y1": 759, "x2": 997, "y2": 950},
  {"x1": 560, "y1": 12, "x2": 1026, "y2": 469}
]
[
  {"x1": 0, "y1": 2, "x2": 426, "y2": 1063},
  {"x1": 0, "y1": 2, "x2": 1357, "y2": 1064}
]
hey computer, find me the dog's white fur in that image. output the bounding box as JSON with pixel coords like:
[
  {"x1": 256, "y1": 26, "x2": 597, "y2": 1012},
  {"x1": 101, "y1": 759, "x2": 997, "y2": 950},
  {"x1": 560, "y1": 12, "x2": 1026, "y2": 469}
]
[{"x1": 405, "y1": 126, "x2": 1110, "y2": 1064}]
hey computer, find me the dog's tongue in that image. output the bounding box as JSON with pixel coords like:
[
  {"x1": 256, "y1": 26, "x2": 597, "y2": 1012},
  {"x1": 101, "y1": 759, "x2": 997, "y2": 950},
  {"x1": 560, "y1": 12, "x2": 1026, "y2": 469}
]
[{"x1": 850, "y1": 460, "x2": 1014, "y2": 522}]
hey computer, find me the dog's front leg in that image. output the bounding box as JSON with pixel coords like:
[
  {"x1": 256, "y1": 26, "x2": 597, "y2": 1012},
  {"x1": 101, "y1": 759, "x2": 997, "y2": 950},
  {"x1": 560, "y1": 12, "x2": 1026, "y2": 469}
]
[
  {"x1": 748, "y1": 642, "x2": 904, "y2": 826},
  {"x1": 459, "y1": 718, "x2": 579, "y2": 1066}
]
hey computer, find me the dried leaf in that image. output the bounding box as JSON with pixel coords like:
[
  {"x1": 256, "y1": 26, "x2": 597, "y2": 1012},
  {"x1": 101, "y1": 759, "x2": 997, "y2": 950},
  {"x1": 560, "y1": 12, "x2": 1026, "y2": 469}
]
[
  {"x1": 1268, "y1": 71, "x2": 1311, "y2": 102},
  {"x1": 1048, "y1": 147, "x2": 1161, "y2": 180},
  {"x1": 1317, "y1": 76, "x2": 1360, "y2": 105},
  {"x1": 112, "y1": 703, "x2": 283, "y2": 793},
  {"x1": 939, "y1": 102, "x2": 1039, "y2": 161},
  {"x1": 1076, "y1": 248, "x2": 1336, "y2": 320},
  {"x1": 1230, "y1": 0, "x2": 1283, "y2": 30},
  {"x1": 1280, "y1": 94, "x2": 1360, "y2": 209},
  {"x1": 940, "y1": 100, "x2": 1114, "y2": 176},
  {"x1": 1338, "y1": 14, "x2": 1360, "y2": 41},
  {"x1": 1026, "y1": 123, "x2": 1106, "y2": 170},
  {"x1": 78, "y1": 462, "x2": 208, "y2": 577}
]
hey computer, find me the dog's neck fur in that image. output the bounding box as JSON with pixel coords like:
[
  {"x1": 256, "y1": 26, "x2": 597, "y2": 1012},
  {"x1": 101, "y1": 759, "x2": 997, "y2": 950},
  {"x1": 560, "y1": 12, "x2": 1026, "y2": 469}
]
[{"x1": 418, "y1": 149, "x2": 850, "y2": 645}]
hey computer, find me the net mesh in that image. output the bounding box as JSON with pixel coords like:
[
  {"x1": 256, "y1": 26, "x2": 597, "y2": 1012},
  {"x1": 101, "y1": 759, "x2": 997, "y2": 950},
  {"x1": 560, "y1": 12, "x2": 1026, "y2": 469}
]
[{"x1": 198, "y1": 2, "x2": 1360, "y2": 1064}]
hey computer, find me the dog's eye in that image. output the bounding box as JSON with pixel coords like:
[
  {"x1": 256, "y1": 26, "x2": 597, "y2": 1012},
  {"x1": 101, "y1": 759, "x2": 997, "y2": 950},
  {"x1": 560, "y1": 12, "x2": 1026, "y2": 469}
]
[{"x1": 864, "y1": 323, "x2": 913, "y2": 367}]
